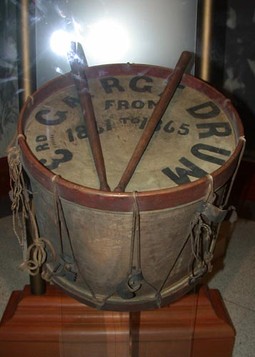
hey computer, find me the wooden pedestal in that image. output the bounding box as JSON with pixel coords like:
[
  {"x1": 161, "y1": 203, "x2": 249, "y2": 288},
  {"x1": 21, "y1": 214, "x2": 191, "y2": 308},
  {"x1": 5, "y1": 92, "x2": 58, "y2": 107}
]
[{"x1": 0, "y1": 285, "x2": 235, "y2": 357}]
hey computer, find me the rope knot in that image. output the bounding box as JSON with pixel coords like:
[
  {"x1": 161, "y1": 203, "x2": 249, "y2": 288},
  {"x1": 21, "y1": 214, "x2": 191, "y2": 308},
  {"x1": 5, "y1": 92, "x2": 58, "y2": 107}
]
[{"x1": 19, "y1": 237, "x2": 56, "y2": 276}]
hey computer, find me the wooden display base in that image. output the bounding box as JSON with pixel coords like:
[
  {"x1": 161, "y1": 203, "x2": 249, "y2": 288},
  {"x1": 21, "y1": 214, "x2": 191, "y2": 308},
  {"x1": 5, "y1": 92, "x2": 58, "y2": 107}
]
[{"x1": 0, "y1": 285, "x2": 235, "y2": 357}]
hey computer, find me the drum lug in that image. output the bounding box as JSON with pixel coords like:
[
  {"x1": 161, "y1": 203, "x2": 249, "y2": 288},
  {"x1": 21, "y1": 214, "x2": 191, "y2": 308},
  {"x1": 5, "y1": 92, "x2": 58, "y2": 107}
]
[
  {"x1": 116, "y1": 268, "x2": 144, "y2": 300},
  {"x1": 128, "y1": 268, "x2": 144, "y2": 291},
  {"x1": 189, "y1": 263, "x2": 208, "y2": 286},
  {"x1": 199, "y1": 201, "x2": 228, "y2": 224},
  {"x1": 52, "y1": 255, "x2": 77, "y2": 282}
]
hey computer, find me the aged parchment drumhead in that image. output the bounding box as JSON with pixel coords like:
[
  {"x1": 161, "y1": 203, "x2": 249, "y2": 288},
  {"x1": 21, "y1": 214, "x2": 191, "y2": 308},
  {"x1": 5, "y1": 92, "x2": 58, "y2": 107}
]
[{"x1": 22, "y1": 64, "x2": 239, "y2": 193}]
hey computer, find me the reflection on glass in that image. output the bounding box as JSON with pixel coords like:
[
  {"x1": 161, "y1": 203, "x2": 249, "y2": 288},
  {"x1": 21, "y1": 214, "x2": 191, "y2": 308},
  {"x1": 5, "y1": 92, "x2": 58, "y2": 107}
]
[
  {"x1": 36, "y1": 0, "x2": 198, "y2": 86},
  {"x1": 85, "y1": 19, "x2": 130, "y2": 64},
  {"x1": 50, "y1": 19, "x2": 130, "y2": 64}
]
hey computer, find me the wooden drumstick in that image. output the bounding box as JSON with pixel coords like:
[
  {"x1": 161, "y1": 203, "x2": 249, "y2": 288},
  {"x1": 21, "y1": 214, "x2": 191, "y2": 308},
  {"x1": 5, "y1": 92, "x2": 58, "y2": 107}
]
[
  {"x1": 68, "y1": 42, "x2": 110, "y2": 191},
  {"x1": 114, "y1": 51, "x2": 192, "y2": 192}
]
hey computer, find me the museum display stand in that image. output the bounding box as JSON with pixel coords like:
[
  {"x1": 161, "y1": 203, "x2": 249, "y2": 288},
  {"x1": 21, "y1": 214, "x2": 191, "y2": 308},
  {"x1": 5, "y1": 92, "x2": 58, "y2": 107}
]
[{"x1": 0, "y1": 284, "x2": 235, "y2": 357}]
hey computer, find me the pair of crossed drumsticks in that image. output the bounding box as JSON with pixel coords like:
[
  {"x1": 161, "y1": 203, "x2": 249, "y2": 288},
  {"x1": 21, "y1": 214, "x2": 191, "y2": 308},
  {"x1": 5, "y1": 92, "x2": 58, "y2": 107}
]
[{"x1": 68, "y1": 42, "x2": 192, "y2": 192}]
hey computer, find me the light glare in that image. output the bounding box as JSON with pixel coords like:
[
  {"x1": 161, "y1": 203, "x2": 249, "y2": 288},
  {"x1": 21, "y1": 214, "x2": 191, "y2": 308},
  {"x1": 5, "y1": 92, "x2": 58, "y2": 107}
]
[
  {"x1": 85, "y1": 19, "x2": 130, "y2": 64},
  {"x1": 50, "y1": 30, "x2": 72, "y2": 56},
  {"x1": 50, "y1": 19, "x2": 130, "y2": 64}
]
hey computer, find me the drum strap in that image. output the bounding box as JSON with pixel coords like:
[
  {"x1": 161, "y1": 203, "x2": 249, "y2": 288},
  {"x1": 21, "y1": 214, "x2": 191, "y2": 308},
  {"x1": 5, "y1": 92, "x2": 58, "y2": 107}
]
[
  {"x1": 189, "y1": 175, "x2": 222, "y2": 282},
  {"x1": 129, "y1": 192, "x2": 142, "y2": 280},
  {"x1": 189, "y1": 135, "x2": 246, "y2": 272},
  {"x1": 48, "y1": 178, "x2": 100, "y2": 304},
  {"x1": 47, "y1": 176, "x2": 79, "y2": 282},
  {"x1": 116, "y1": 192, "x2": 158, "y2": 302},
  {"x1": 8, "y1": 145, "x2": 56, "y2": 277},
  {"x1": 155, "y1": 232, "x2": 193, "y2": 307},
  {"x1": 188, "y1": 134, "x2": 245, "y2": 284}
]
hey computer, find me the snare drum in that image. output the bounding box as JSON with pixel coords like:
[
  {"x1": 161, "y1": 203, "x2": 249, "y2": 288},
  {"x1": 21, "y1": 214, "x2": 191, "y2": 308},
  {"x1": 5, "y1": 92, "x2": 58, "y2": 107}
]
[{"x1": 17, "y1": 63, "x2": 244, "y2": 311}]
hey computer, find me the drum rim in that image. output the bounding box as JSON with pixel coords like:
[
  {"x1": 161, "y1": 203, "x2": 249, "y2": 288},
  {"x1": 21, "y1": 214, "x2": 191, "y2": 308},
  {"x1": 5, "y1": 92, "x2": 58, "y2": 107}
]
[
  {"x1": 46, "y1": 265, "x2": 199, "y2": 311},
  {"x1": 17, "y1": 63, "x2": 244, "y2": 212}
]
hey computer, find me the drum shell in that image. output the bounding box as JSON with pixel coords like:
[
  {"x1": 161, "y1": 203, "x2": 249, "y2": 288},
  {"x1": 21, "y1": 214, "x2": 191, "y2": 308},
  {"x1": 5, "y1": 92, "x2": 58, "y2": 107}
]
[
  {"x1": 17, "y1": 63, "x2": 245, "y2": 310},
  {"x1": 28, "y1": 175, "x2": 225, "y2": 310}
]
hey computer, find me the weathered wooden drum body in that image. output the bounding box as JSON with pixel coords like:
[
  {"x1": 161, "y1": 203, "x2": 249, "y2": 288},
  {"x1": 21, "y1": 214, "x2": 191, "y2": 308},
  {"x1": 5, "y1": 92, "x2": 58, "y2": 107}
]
[{"x1": 18, "y1": 64, "x2": 244, "y2": 311}]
